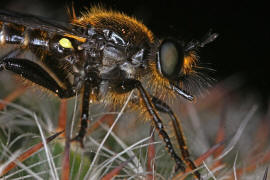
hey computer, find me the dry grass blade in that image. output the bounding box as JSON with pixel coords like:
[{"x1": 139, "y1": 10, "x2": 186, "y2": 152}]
[
  {"x1": 0, "y1": 86, "x2": 27, "y2": 111},
  {"x1": 33, "y1": 113, "x2": 59, "y2": 180},
  {"x1": 57, "y1": 99, "x2": 67, "y2": 133},
  {"x1": 0, "y1": 131, "x2": 63, "y2": 177},
  {"x1": 101, "y1": 157, "x2": 134, "y2": 180},
  {"x1": 217, "y1": 105, "x2": 258, "y2": 160},
  {"x1": 203, "y1": 161, "x2": 217, "y2": 180},
  {"x1": 233, "y1": 152, "x2": 238, "y2": 180},
  {"x1": 147, "y1": 127, "x2": 156, "y2": 180},
  {"x1": 263, "y1": 167, "x2": 268, "y2": 180}
]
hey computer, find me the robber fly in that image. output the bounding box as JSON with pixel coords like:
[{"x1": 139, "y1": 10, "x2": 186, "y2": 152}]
[{"x1": 0, "y1": 6, "x2": 217, "y2": 179}]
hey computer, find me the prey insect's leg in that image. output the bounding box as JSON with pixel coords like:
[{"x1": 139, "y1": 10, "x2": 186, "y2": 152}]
[
  {"x1": 0, "y1": 58, "x2": 74, "y2": 98},
  {"x1": 71, "y1": 80, "x2": 91, "y2": 147},
  {"x1": 117, "y1": 79, "x2": 186, "y2": 172},
  {"x1": 151, "y1": 96, "x2": 201, "y2": 179}
]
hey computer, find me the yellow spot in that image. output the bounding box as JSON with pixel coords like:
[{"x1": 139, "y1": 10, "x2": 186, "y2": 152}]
[{"x1": 59, "y1": 38, "x2": 73, "y2": 49}]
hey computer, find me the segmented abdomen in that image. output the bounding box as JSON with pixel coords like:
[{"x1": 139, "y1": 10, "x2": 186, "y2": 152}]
[{"x1": 0, "y1": 22, "x2": 48, "y2": 49}]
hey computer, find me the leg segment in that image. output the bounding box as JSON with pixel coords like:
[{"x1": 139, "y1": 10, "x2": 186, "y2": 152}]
[
  {"x1": 0, "y1": 57, "x2": 74, "y2": 98},
  {"x1": 116, "y1": 79, "x2": 186, "y2": 172},
  {"x1": 71, "y1": 80, "x2": 91, "y2": 147},
  {"x1": 151, "y1": 96, "x2": 201, "y2": 179}
]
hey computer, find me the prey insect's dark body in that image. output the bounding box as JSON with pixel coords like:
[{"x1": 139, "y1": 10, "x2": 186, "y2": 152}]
[{"x1": 0, "y1": 6, "x2": 217, "y2": 179}]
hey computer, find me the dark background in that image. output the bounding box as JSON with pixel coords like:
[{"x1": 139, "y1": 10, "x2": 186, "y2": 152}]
[{"x1": 1, "y1": 0, "x2": 269, "y2": 103}]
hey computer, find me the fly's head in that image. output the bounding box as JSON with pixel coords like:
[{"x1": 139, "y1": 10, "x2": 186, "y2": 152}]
[{"x1": 149, "y1": 31, "x2": 218, "y2": 101}]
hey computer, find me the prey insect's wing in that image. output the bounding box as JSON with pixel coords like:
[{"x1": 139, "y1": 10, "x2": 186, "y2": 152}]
[{"x1": 0, "y1": 9, "x2": 84, "y2": 37}]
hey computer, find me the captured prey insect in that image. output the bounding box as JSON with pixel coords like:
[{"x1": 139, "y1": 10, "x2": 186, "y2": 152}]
[{"x1": 0, "y1": 6, "x2": 217, "y2": 179}]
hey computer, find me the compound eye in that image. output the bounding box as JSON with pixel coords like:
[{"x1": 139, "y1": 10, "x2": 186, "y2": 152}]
[
  {"x1": 158, "y1": 40, "x2": 184, "y2": 79},
  {"x1": 59, "y1": 38, "x2": 73, "y2": 49}
]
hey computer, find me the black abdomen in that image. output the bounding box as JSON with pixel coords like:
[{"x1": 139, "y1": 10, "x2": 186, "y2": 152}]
[{"x1": 0, "y1": 22, "x2": 48, "y2": 50}]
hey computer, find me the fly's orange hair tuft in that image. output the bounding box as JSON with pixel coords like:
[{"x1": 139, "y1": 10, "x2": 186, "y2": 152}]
[
  {"x1": 71, "y1": 6, "x2": 154, "y2": 43},
  {"x1": 182, "y1": 51, "x2": 198, "y2": 75}
]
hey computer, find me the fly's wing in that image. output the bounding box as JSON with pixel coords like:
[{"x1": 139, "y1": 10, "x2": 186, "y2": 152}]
[{"x1": 0, "y1": 9, "x2": 85, "y2": 37}]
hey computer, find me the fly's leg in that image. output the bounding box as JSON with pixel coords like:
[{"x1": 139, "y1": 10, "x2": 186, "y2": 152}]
[
  {"x1": 116, "y1": 79, "x2": 186, "y2": 172},
  {"x1": 0, "y1": 50, "x2": 27, "y2": 110},
  {"x1": 71, "y1": 80, "x2": 91, "y2": 147},
  {"x1": 70, "y1": 59, "x2": 100, "y2": 147},
  {"x1": 0, "y1": 59, "x2": 74, "y2": 98},
  {"x1": 0, "y1": 50, "x2": 75, "y2": 98},
  {"x1": 151, "y1": 96, "x2": 201, "y2": 179}
]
